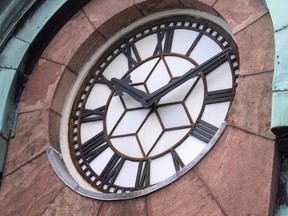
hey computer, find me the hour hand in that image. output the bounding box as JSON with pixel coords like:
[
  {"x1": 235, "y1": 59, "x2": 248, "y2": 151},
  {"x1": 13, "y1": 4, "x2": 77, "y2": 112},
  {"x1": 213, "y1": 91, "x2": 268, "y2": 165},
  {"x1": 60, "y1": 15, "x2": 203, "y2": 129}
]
[{"x1": 111, "y1": 75, "x2": 148, "y2": 105}]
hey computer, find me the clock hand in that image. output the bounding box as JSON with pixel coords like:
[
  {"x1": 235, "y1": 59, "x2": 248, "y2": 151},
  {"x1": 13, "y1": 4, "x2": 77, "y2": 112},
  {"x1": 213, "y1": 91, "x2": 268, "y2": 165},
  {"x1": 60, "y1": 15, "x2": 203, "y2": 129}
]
[
  {"x1": 111, "y1": 75, "x2": 148, "y2": 104},
  {"x1": 143, "y1": 48, "x2": 232, "y2": 107}
]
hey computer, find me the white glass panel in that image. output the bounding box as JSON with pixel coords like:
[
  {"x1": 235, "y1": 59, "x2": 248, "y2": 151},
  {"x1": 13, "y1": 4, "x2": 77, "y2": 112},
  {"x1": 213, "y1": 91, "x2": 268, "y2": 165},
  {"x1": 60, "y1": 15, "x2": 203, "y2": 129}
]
[
  {"x1": 135, "y1": 34, "x2": 158, "y2": 60},
  {"x1": 103, "y1": 53, "x2": 129, "y2": 80},
  {"x1": 106, "y1": 96, "x2": 125, "y2": 134},
  {"x1": 138, "y1": 113, "x2": 162, "y2": 155},
  {"x1": 164, "y1": 56, "x2": 195, "y2": 77},
  {"x1": 110, "y1": 136, "x2": 143, "y2": 158},
  {"x1": 175, "y1": 136, "x2": 206, "y2": 165},
  {"x1": 159, "y1": 78, "x2": 196, "y2": 104},
  {"x1": 171, "y1": 29, "x2": 199, "y2": 55},
  {"x1": 185, "y1": 79, "x2": 204, "y2": 122},
  {"x1": 206, "y1": 61, "x2": 233, "y2": 91},
  {"x1": 150, "y1": 129, "x2": 190, "y2": 157},
  {"x1": 201, "y1": 102, "x2": 230, "y2": 128},
  {"x1": 85, "y1": 84, "x2": 111, "y2": 109},
  {"x1": 114, "y1": 160, "x2": 138, "y2": 187},
  {"x1": 113, "y1": 109, "x2": 150, "y2": 135},
  {"x1": 80, "y1": 121, "x2": 103, "y2": 144},
  {"x1": 157, "y1": 104, "x2": 190, "y2": 129},
  {"x1": 146, "y1": 59, "x2": 170, "y2": 93},
  {"x1": 89, "y1": 147, "x2": 114, "y2": 175},
  {"x1": 150, "y1": 153, "x2": 175, "y2": 184},
  {"x1": 130, "y1": 58, "x2": 159, "y2": 83},
  {"x1": 190, "y1": 35, "x2": 222, "y2": 64}
]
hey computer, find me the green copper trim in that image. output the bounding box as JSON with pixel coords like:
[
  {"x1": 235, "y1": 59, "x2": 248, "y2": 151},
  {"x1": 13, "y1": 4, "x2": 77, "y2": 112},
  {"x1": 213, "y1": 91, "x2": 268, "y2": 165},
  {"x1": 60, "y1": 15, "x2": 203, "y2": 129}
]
[
  {"x1": 0, "y1": 0, "x2": 90, "y2": 184},
  {"x1": 0, "y1": 69, "x2": 17, "y2": 139},
  {"x1": 264, "y1": 0, "x2": 288, "y2": 136},
  {"x1": 263, "y1": 1, "x2": 288, "y2": 215}
]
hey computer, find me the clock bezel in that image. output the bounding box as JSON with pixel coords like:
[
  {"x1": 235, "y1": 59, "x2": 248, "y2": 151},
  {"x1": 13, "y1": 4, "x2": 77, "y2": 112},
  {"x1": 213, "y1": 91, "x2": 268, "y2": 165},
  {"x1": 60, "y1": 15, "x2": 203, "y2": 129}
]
[{"x1": 55, "y1": 9, "x2": 239, "y2": 200}]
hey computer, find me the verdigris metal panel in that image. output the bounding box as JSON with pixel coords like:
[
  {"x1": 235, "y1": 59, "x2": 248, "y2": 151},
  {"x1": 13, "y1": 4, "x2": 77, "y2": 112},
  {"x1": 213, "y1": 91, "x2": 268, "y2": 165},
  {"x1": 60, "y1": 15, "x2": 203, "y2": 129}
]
[
  {"x1": 264, "y1": 0, "x2": 288, "y2": 135},
  {"x1": 0, "y1": 68, "x2": 17, "y2": 139},
  {"x1": 0, "y1": 37, "x2": 29, "y2": 70},
  {"x1": 15, "y1": 0, "x2": 67, "y2": 43}
]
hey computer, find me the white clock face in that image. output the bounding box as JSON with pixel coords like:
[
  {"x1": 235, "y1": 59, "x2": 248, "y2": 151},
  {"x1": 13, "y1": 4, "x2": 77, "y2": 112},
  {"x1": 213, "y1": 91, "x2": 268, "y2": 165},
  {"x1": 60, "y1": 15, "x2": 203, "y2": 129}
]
[{"x1": 67, "y1": 16, "x2": 238, "y2": 198}]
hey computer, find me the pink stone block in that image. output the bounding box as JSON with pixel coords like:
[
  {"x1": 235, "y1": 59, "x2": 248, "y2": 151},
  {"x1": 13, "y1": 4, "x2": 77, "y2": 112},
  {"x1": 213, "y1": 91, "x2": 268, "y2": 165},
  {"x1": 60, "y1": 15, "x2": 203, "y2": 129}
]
[
  {"x1": 42, "y1": 11, "x2": 95, "y2": 68},
  {"x1": 179, "y1": 0, "x2": 219, "y2": 16},
  {"x1": 228, "y1": 71, "x2": 274, "y2": 139},
  {"x1": 147, "y1": 170, "x2": 225, "y2": 215},
  {"x1": 83, "y1": 0, "x2": 142, "y2": 38},
  {"x1": 135, "y1": 0, "x2": 182, "y2": 14},
  {"x1": 0, "y1": 153, "x2": 64, "y2": 215},
  {"x1": 235, "y1": 14, "x2": 274, "y2": 75},
  {"x1": 4, "y1": 110, "x2": 59, "y2": 175},
  {"x1": 83, "y1": 0, "x2": 134, "y2": 29},
  {"x1": 20, "y1": 59, "x2": 65, "y2": 113},
  {"x1": 213, "y1": 0, "x2": 268, "y2": 33},
  {"x1": 42, "y1": 187, "x2": 101, "y2": 215},
  {"x1": 50, "y1": 68, "x2": 76, "y2": 115},
  {"x1": 195, "y1": 126, "x2": 276, "y2": 216}
]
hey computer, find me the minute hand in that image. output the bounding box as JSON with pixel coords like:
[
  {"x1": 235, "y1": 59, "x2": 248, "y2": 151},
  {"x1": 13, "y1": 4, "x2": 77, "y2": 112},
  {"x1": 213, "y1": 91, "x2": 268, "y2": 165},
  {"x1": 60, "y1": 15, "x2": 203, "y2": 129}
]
[{"x1": 142, "y1": 48, "x2": 232, "y2": 108}]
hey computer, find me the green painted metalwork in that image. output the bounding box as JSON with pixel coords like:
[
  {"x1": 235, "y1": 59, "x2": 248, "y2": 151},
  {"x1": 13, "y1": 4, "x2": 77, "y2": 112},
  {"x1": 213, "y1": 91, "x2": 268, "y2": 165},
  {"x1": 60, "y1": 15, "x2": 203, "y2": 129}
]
[
  {"x1": 15, "y1": 0, "x2": 68, "y2": 43},
  {"x1": 0, "y1": 0, "x2": 37, "y2": 52},
  {"x1": 264, "y1": 0, "x2": 288, "y2": 215},
  {"x1": 0, "y1": 0, "x2": 90, "y2": 185},
  {"x1": 0, "y1": 69, "x2": 17, "y2": 138},
  {"x1": 264, "y1": 0, "x2": 288, "y2": 135}
]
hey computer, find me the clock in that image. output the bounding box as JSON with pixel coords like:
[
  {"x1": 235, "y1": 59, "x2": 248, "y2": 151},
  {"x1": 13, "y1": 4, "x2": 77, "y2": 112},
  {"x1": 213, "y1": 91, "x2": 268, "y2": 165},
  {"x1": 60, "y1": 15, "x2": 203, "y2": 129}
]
[{"x1": 61, "y1": 14, "x2": 239, "y2": 199}]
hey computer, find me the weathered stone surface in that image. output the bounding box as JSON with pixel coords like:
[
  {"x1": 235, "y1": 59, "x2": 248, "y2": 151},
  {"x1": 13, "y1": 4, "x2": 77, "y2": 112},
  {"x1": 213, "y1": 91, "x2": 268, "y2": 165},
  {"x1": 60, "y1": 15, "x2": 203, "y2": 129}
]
[
  {"x1": 214, "y1": 0, "x2": 268, "y2": 33},
  {"x1": 67, "y1": 31, "x2": 106, "y2": 73},
  {"x1": 123, "y1": 196, "x2": 147, "y2": 216},
  {"x1": 42, "y1": 11, "x2": 94, "y2": 69},
  {"x1": 0, "y1": 153, "x2": 64, "y2": 216},
  {"x1": 5, "y1": 110, "x2": 51, "y2": 175},
  {"x1": 195, "y1": 126, "x2": 276, "y2": 216},
  {"x1": 147, "y1": 170, "x2": 225, "y2": 216},
  {"x1": 83, "y1": 0, "x2": 134, "y2": 28},
  {"x1": 83, "y1": 0, "x2": 142, "y2": 38},
  {"x1": 97, "y1": 6, "x2": 143, "y2": 38},
  {"x1": 228, "y1": 71, "x2": 275, "y2": 139},
  {"x1": 50, "y1": 69, "x2": 76, "y2": 115},
  {"x1": 19, "y1": 59, "x2": 65, "y2": 113},
  {"x1": 235, "y1": 14, "x2": 274, "y2": 75},
  {"x1": 97, "y1": 200, "x2": 125, "y2": 216},
  {"x1": 135, "y1": 0, "x2": 182, "y2": 14},
  {"x1": 179, "y1": 0, "x2": 219, "y2": 16},
  {"x1": 42, "y1": 187, "x2": 101, "y2": 216}
]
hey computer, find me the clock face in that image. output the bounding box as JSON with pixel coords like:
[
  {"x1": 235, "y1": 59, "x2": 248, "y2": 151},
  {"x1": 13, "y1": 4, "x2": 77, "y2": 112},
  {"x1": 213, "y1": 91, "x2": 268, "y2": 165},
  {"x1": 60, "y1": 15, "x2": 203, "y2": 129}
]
[{"x1": 67, "y1": 16, "x2": 238, "y2": 198}]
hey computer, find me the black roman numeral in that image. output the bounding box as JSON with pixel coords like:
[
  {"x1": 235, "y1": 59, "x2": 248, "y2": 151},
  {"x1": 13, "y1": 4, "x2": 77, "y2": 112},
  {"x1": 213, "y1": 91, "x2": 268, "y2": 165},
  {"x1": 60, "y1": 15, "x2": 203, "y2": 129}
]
[
  {"x1": 123, "y1": 43, "x2": 141, "y2": 69},
  {"x1": 80, "y1": 105, "x2": 105, "y2": 123},
  {"x1": 153, "y1": 28, "x2": 174, "y2": 55},
  {"x1": 76, "y1": 131, "x2": 108, "y2": 163},
  {"x1": 171, "y1": 149, "x2": 185, "y2": 172},
  {"x1": 190, "y1": 120, "x2": 218, "y2": 143},
  {"x1": 135, "y1": 160, "x2": 150, "y2": 188},
  {"x1": 205, "y1": 88, "x2": 233, "y2": 104},
  {"x1": 99, "y1": 153, "x2": 125, "y2": 187}
]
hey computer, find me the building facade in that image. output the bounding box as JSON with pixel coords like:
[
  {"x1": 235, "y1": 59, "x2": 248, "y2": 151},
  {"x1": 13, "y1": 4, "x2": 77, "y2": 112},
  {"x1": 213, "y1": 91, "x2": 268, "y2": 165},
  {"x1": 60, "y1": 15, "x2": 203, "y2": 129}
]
[{"x1": 0, "y1": 0, "x2": 284, "y2": 215}]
